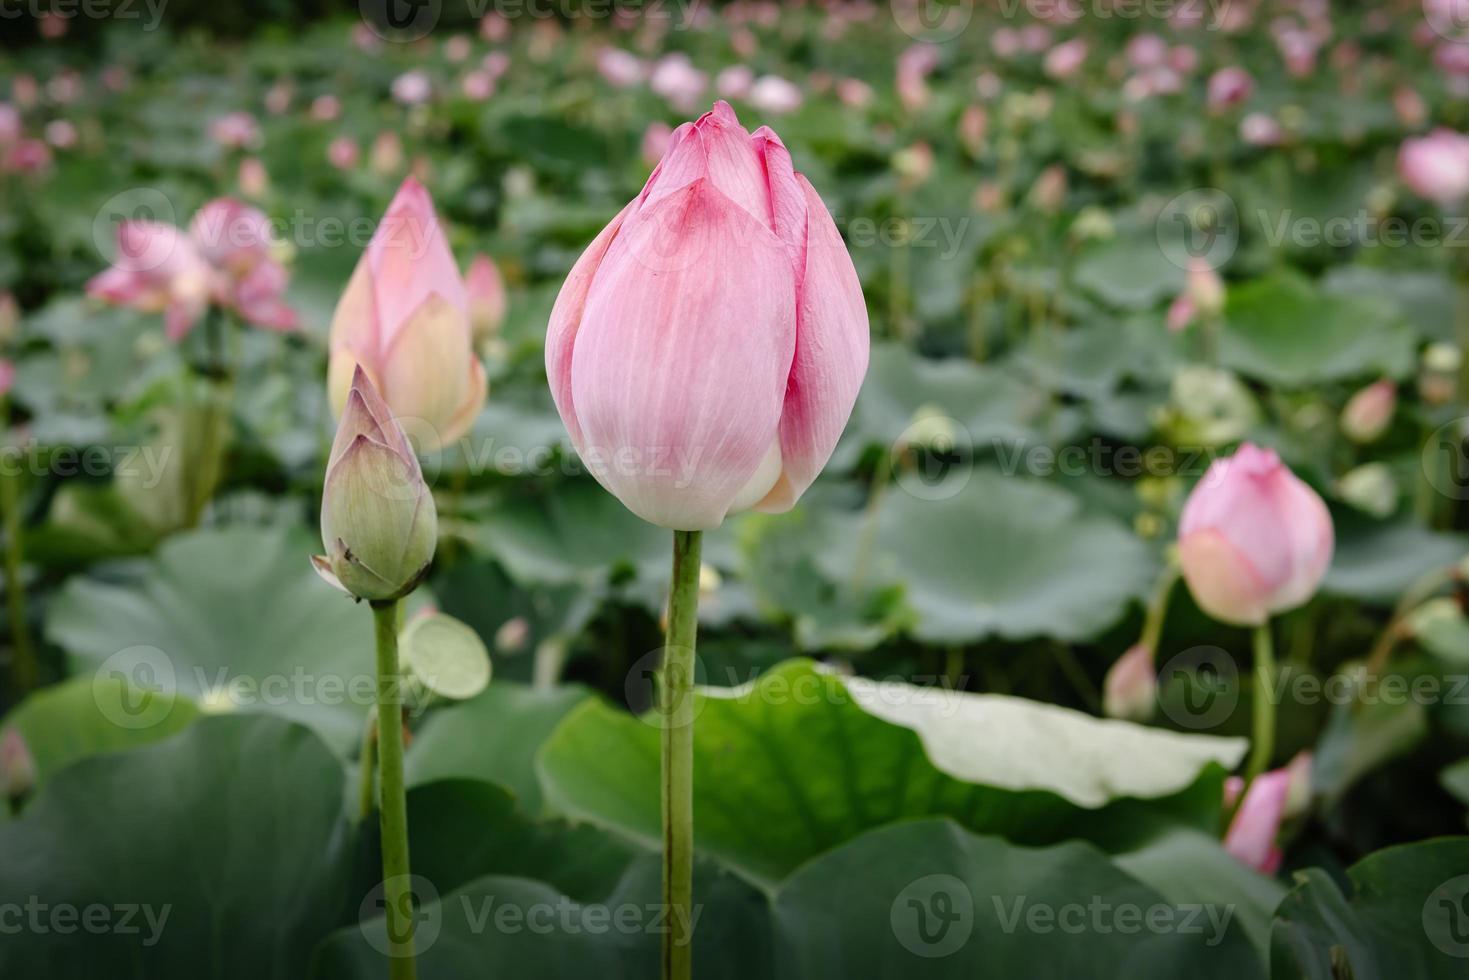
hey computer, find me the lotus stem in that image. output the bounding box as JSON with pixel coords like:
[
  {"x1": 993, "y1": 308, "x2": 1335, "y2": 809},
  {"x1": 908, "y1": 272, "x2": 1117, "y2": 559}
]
[
  {"x1": 1246, "y1": 621, "x2": 1276, "y2": 783},
  {"x1": 371, "y1": 599, "x2": 417, "y2": 980},
  {"x1": 661, "y1": 529, "x2": 702, "y2": 980}
]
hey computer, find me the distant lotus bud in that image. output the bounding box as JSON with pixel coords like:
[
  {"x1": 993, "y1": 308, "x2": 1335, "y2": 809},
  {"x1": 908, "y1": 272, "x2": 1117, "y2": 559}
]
[
  {"x1": 835, "y1": 78, "x2": 873, "y2": 108},
  {"x1": 1103, "y1": 644, "x2": 1157, "y2": 721},
  {"x1": 598, "y1": 47, "x2": 645, "y2": 88},
  {"x1": 1178, "y1": 444, "x2": 1334, "y2": 626},
  {"x1": 1240, "y1": 113, "x2": 1283, "y2": 147},
  {"x1": 1126, "y1": 33, "x2": 1168, "y2": 70},
  {"x1": 716, "y1": 65, "x2": 754, "y2": 100},
  {"x1": 1029, "y1": 164, "x2": 1068, "y2": 214},
  {"x1": 327, "y1": 177, "x2": 487, "y2": 453},
  {"x1": 1223, "y1": 766, "x2": 1290, "y2": 873},
  {"x1": 1336, "y1": 463, "x2": 1397, "y2": 518},
  {"x1": 1206, "y1": 67, "x2": 1254, "y2": 113},
  {"x1": 391, "y1": 71, "x2": 433, "y2": 106},
  {"x1": 311, "y1": 94, "x2": 342, "y2": 122},
  {"x1": 1340, "y1": 380, "x2": 1396, "y2": 443},
  {"x1": 545, "y1": 102, "x2": 868, "y2": 530},
  {"x1": 328, "y1": 136, "x2": 359, "y2": 171},
  {"x1": 1420, "y1": 342, "x2": 1461, "y2": 405},
  {"x1": 87, "y1": 221, "x2": 214, "y2": 341},
  {"x1": 1394, "y1": 86, "x2": 1427, "y2": 128},
  {"x1": 0, "y1": 291, "x2": 16, "y2": 343},
  {"x1": 495, "y1": 616, "x2": 530, "y2": 653},
  {"x1": 371, "y1": 131, "x2": 404, "y2": 176},
  {"x1": 313, "y1": 368, "x2": 437, "y2": 602},
  {"x1": 748, "y1": 75, "x2": 803, "y2": 115},
  {"x1": 1186, "y1": 256, "x2": 1225, "y2": 317},
  {"x1": 958, "y1": 105, "x2": 987, "y2": 156},
  {"x1": 1166, "y1": 293, "x2": 1196, "y2": 333},
  {"x1": 1398, "y1": 129, "x2": 1469, "y2": 205},
  {"x1": 238, "y1": 157, "x2": 269, "y2": 197},
  {"x1": 209, "y1": 111, "x2": 259, "y2": 150},
  {"x1": 649, "y1": 54, "x2": 707, "y2": 112},
  {"x1": 641, "y1": 121, "x2": 673, "y2": 165},
  {"x1": 1043, "y1": 38, "x2": 1088, "y2": 80},
  {"x1": 465, "y1": 254, "x2": 507, "y2": 343},
  {"x1": 0, "y1": 726, "x2": 34, "y2": 799}
]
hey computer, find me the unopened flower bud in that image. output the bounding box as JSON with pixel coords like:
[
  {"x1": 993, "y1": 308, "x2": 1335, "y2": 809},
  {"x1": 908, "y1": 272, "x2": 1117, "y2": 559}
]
[
  {"x1": 1340, "y1": 380, "x2": 1396, "y2": 443},
  {"x1": 1103, "y1": 643, "x2": 1157, "y2": 721},
  {"x1": 1, "y1": 726, "x2": 35, "y2": 799}
]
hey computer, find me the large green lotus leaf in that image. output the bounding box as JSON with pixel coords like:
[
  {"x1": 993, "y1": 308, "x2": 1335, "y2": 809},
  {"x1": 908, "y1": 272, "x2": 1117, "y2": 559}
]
[
  {"x1": 1221, "y1": 274, "x2": 1416, "y2": 386},
  {"x1": 406, "y1": 683, "x2": 590, "y2": 814},
  {"x1": 1323, "y1": 265, "x2": 1457, "y2": 344},
  {"x1": 1323, "y1": 518, "x2": 1467, "y2": 604},
  {"x1": 0, "y1": 715, "x2": 355, "y2": 977},
  {"x1": 539, "y1": 659, "x2": 1245, "y2": 885},
  {"x1": 45, "y1": 524, "x2": 375, "y2": 753},
  {"x1": 1271, "y1": 838, "x2": 1469, "y2": 979},
  {"x1": 316, "y1": 820, "x2": 1259, "y2": 980},
  {"x1": 870, "y1": 470, "x2": 1158, "y2": 643},
  {"x1": 1073, "y1": 234, "x2": 1187, "y2": 311},
  {"x1": 0, "y1": 674, "x2": 200, "y2": 796}
]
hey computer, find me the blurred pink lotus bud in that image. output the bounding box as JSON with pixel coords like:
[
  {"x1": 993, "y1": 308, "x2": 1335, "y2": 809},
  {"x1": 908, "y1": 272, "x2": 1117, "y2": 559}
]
[
  {"x1": 1223, "y1": 767, "x2": 1290, "y2": 873},
  {"x1": 1126, "y1": 33, "x2": 1168, "y2": 69},
  {"x1": 480, "y1": 11, "x2": 509, "y2": 41},
  {"x1": 1043, "y1": 38, "x2": 1088, "y2": 80},
  {"x1": 1240, "y1": 113, "x2": 1284, "y2": 147},
  {"x1": 328, "y1": 178, "x2": 487, "y2": 453},
  {"x1": 716, "y1": 65, "x2": 755, "y2": 100},
  {"x1": 0, "y1": 291, "x2": 17, "y2": 342},
  {"x1": 44, "y1": 119, "x2": 76, "y2": 149},
  {"x1": 465, "y1": 254, "x2": 507, "y2": 342},
  {"x1": 1394, "y1": 87, "x2": 1427, "y2": 129},
  {"x1": 5, "y1": 138, "x2": 51, "y2": 174},
  {"x1": 959, "y1": 105, "x2": 987, "y2": 156},
  {"x1": 310, "y1": 95, "x2": 342, "y2": 122},
  {"x1": 0, "y1": 726, "x2": 34, "y2": 799},
  {"x1": 0, "y1": 103, "x2": 20, "y2": 145},
  {"x1": 87, "y1": 221, "x2": 213, "y2": 340},
  {"x1": 328, "y1": 136, "x2": 360, "y2": 170},
  {"x1": 731, "y1": 27, "x2": 758, "y2": 59},
  {"x1": 545, "y1": 102, "x2": 869, "y2": 530},
  {"x1": 1029, "y1": 164, "x2": 1068, "y2": 214},
  {"x1": 351, "y1": 22, "x2": 381, "y2": 53},
  {"x1": 209, "y1": 111, "x2": 259, "y2": 150},
  {"x1": 896, "y1": 44, "x2": 939, "y2": 111},
  {"x1": 38, "y1": 11, "x2": 67, "y2": 39},
  {"x1": 313, "y1": 368, "x2": 437, "y2": 602},
  {"x1": 47, "y1": 70, "x2": 82, "y2": 103},
  {"x1": 1340, "y1": 380, "x2": 1396, "y2": 444},
  {"x1": 189, "y1": 198, "x2": 298, "y2": 331},
  {"x1": 640, "y1": 120, "x2": 673, "y2": 165},
  {"x1": 482, "y1": 52, "x2": 510, "y2": 80},
  {"x1": 975, "y1": 71, "x2": 1002, "y2": 100},
  {"x1": 1166, "y1": 293, "x2": 1196, "y2": 333},
  {"x1": 1399, "y1": 129, "x2": 1469, "y2": 205},
  {"x1": 238, "y1": 157, "x2": 269, "y2": 197},
  {"x1": 650, "y1": 54, "x2": 707, "y2": 112},
  {"x1": 1170, "y1": 45, "x2": 1199, "y2": 74},
  {"x1": 1206, "y1": 67, "x2": 1254, "y2": 112},
  {"x1": 1178, "y1": 444, "x2": 1334, "y2": 626},
  {"x1": 1103, "y1": 644, "x2": 1157, "y2": 721},
  {"x1": 11, "y1": 75, "x2": 38, "y2": 109},
  {"x1": 1186, "y1": 256, "x2": 1224, "y2": 317},
  {"x1": 392, "y1": 71, "x2": 433, "y2": 106},
  {"x1": 836, "y1": 78, "x2": 873, "y2": 108},
  {"x1": 444, "y1": 34, "x2": 472, "y2": 64},
  {"x1": 371, "y1": 131, "x2": 404, "y2": 176},
  {"x1": 461, "y1": 71, "x2": 495, "y2": 102},
  {"x1": 0, "y1": 359, "x2": 14, "y2": 399},
  {"x1": 597, "y1": 47, "x2": 645, "y2": 88},
  {"x1": 495, "y1": 616, "x2": 530, "y2": 653},
  {"x1": 1021, "y1": 25, "x2": 1052, "y2": 52},
  {"x1": 265, "y1": 81, "x2": 293, "y2": 115},
  {"x1": 749, "y1": 75, "x2": 803, "y2": 115},
  {"x1": 992, "y1": 27, "x2": 1020, "y2": 58},
  {"x1": 1277, "y1": 31, "x2": 1318, "y2": 78},
  {"x1": 1436, "y1": 41, "x2": 1469, "y2": 78}
]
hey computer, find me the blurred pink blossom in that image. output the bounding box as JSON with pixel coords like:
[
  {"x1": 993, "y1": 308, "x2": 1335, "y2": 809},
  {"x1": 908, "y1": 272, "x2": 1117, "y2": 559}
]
[
  {"x1": 1126, "y1": 33, "x2": 1168, "y2": 70},
  {"x1": 641, "y1": 120, "x2": 673, "y2": 165},
  {"x1": 310, "y1": 95, "x2": 342, "y2": 122},
  {"x1": 716, "y1": 65, "x2": 755, "y2": 100},
  {"x1": 650, "y1": 54, "x2": 707, "y2": 111},
  {"x1": 1206, "y1": 67, "x2": 1254, "y2": 112},
  {"x1": 597, "y1": 47, "x2": 645, "y2": 88},
  {"x1": 238, "y1": 157, "x2": 269, "y2": 197},
  {"x1": 444, "y1": 34, "x2": 473, "y2": 63},
  {"x1": 1043, "y1": 38, "x2": 1088, "y2": 80},
  {"x1": 264, "y1": 82, "x2": 293, "y2": 116},
  {"x1": 836, "y1": 78, "x2": 873, "y2": 107},
  {"x1": 392, "y1": 71, "x2": 433, "y2": 106},
  {"x1": 0, "y1": 103, "x2": 20, "y2": 145},
  {"x1": 1399, "y1": 129, "x2": 1469, "y2": 205},
  {"x1": 462, "y1": 70, "x2": 496, "y2": 101},
  {"x1": 749, "y1": 75, "x2": 803, "y2": 114},
  {"x1": 210, "y1": 111, "x2": 260, "y2": 150},
  {"x1": 1240, "y1": 113, "x2": 1284, "y2": 146},
  {"x1": 327, "y1": 136, "x2": 360, "y2": 170}
]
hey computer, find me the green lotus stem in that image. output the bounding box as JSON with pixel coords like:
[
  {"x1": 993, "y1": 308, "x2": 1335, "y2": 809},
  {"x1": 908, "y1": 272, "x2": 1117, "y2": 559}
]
[
  {"x1": 660, "y1": 529, "x2": 702, "y2": 980},
  {"x1": 357, "y1": 706, "x2": 378, "y2": 822},
  {"x1": 0, "y1": 457, "x2": 36, "y2": 693},
  {"x1": 371, "y1": 599, "x2": 417, "y2": 980},
  {"x1": 1246, "y1": 621, "x2": 1276, "y2": 782},
  {"x1": 1138, "y1": 562, "x2": 1180, "y2": 656}
]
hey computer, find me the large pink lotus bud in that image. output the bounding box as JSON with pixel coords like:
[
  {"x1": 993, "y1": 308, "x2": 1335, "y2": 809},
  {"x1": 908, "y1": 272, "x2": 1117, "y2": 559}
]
[
  {"x1": 327, "y1": 177, "x2": 487, "y2": 453},
  {"x1": 1223, "y1": 767, "x2": 1290, "y2": 873},
  {"x1": 545, "y1": 101, "x2": 869, "y2": 530},
  {"x1": 87, "y1": 221, "x2": 214, "y2": 340},
  {"x1": 1398, "y1": 129, "x2": 1469, "y2": 205},
  {"x1": 464, "y1": 253, "x2": 507, "y2": 343},
  {"x1": 313, "y1": 368, "x2": 437, "y2": 602},
  {"x1": 1178, "y1": 444, "x2": 1334, "y2": 626}
]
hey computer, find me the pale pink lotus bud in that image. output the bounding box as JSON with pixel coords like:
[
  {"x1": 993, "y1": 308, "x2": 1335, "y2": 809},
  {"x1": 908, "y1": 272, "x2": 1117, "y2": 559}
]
[
  {"x1": 328, "y1": 178, "x2": 487, "y2": 453},
  {"x1": 209, "y1": 111, "x2": 259, "y2": 150},
  {"x1": 1394, "y1": 87, "x2": 1427, "y2": 129},
  {"x1": 482, "y1": 52, "x2": 510, "y2": 80},
  {"x1": 1186, "y1": 256, "x2": 1224, "y2": 317},
  {"x1": 650, "y1": 54, "x2": 707, "y2": 112},
  {"x1": 1029, "y1": 164, "x2": 1068, "y2": 214},
  {"x1": 716, "y1": 65, "x2": 755, "y2": 100},
  {"x1": 313, "y1": 368, "x2": 437, "y2": 602},
  {"x1": 238, "y1": 157, "x2": 269, "y2": 197},
  {"x1": 5, "y1": 138, "x2": 51, "y2": 175},
  {"x1": 1169, "y1": 45, "x2": 1199, "y2": 74},
  {"x1": 1126, "y1": 33, "x2": 1168, "y2": 70},
  {"x1": 1021, "y1": 25, "x2": 1053, "y2": 52},
  {"x1": 1207, "y1": 67, "x2": 1254, "y2": 112},
  {"x1": 0, "y1": 359, "x2": 14, "y2": 399},
  {"x1": 1437, "y1": 41, "x2": 1469, "y2": 78},
  {"x1": 749, "y1": 75, "x2": 803, "y2": 115},
  {"x1": 1223, "y1": 767, "x2": 1291, "y2": 873},
  {"x1": 0, "y1": 103, "x2": 18, "y2": 145},
  {"x1": 1178, "y1": 444, "x2": 1334, "y2": 626},
  {"x1": 38, "y1": 12, "x2": 67, "y2": 39},
  {"x1": 87, "y1": 220, "x2": 214, "y2": 341},
  {"x1": 328, "y1": 136, "x2": 360, "y2": 171},
  {"x1": 444, "y1": 34, "x2": 472, "y2": 64},
  {"x1": 640, "y1": 121, "x2": 673, "y2": 165},
  {"x1": 1340, "y1": 380, "x2": 1396, "y2": 444},
  {"x1": 0, "y1": 726, "x2": 34, "y2": 799},
  {"x1": 545, "y1": 102, "x2": 869, "y2": 530},
  {"x1": 1399, "y1": 129, "x2": 1469, "y2": 205},
  {"x1": 495, "y1": 616, "x2": 530, "y2": 653},
  {"x1": 958, "y1": 105, "x2": 987, "y2": 156},
  {"x1": 310, "y1": 94, "x2": 341, "y2": 122},
  {"x1": 992, "y1": 27, "x2": 1020, "y2": 58},
  {"x1": 264, "y1": 81, "x2": 293, "y2": 115},
  {"x1": 371, "y1": 131, "x2": 404, "y2": 176},
  {"x1": 597, "y1": 47, "x2": 645, "y2": 88},
  {"x1": 1166, "y1": 293, "x2": 1196, "y2": 333},
  {"x1": 461, "y1": 71, "x2": 495, "y2": 102},
  {"x1": 896, "y1": 44, "x2": 938, "y2": 111},
  {"x1": 44, "y1": 119, "x2": 76, "y2": 149},
  {"x1": 480, "y1": 11, "x2": 509, "y2": 42},
  {"x1": 836, "y1": 78, "x2": 873, "y2": 108},
  {"x1": 392, "y1": 71, "x2": 433, "y2": 106},
  {"x1": 1240, "y1": 113, "x2": 1284, "y2": 147},
  {"x1": 47, "y1": 71, "x2": 82, "y2": 106},
  {"x1": 11, "y1": 75, "x2": 39, "y2": 109},
  {"x1": 1043, "y1": 38, "x2": 1088, "y2": 81},
  {"x1": 1103, "y1": 644, "x2": 1157, "y2": 721},
  {"x1": 465, "y1": 254, "x2": 507, "y2": 342},
  {"x1": 188, "y1": 198, "x2": 298, "y2": 331}
]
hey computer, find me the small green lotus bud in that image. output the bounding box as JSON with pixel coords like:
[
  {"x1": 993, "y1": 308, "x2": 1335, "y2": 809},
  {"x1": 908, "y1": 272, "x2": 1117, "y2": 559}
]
[
  {"x1": 313, "y1": 367, "x2": 437, "y2": 602},
  {"x1": 1336, "y1": 463, "x2": 1398, "y2": 518}
]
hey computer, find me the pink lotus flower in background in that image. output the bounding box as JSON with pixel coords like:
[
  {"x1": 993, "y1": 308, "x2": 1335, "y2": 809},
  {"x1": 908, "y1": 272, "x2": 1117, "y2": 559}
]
[
  {"x1": 209, "y1": 111, "x2": 259, "y2": 149},
  {"x1": 1398, "y1": 129, "x2": 1469, "y2": 205},
  {"x1": 1206, "y1": 67, "x2": 1254, "y2": 112},
  {"x1": 992, "y1": 28, "x2": 1021, "y2": 58},
  {"x1": 238, "y1": 157, "x2": 269, "y2": 197},
  {"x1": 896, "y1": 44, "x2": 939, "y2": 111},
  {"x1": 43, "y1": 119, "x2": 76, "y2": 149},
  {"x1": 1102, "y1": 643, "x2": 1157, "y2": 721},
  {"x1": 327, "y1": 178, "x2": 487, "y2": 453},
  {"x1": 836, "y1": 78, "x2": 873, "y2": 108},
  {"x1": 1043, "y1": 38, "x2": 1088, "y2": 80},
  {"x1": 392, "y1": 71, "x2": 433, "y2": 106},
  {"x1": 641, "y1": 120, "x2": 673, "y2": 165},
  {"x1": 1394, "y1": 86, "x2": 1427, "y2": 128},
  {"x1": 0, "y1": 726, "x2": 34, "y2": 799},
  {"x1": 444, "y1": 34, "x2": 472, "y2": 63},
  {"x1": 0, "y1": 103, "x2": 19, "y2": 144},
  {"x1": 0, "y1": 360, "x2": 14, "y2": 399},
  {"x1": 461, "y1": 70, "x2": 495, "y2": 101},
  {"x1": 310, "y1": 95, "x2": 342, "y2": 122},
  {"x1": 264, "y1": 81, "x2": 293, "y2": 115},
  {"x1": 482, "y1": 52, "x2": 510, "y2": 80},
  {"x1": 1223, "y1": 767, "x2": 1291, "y2": 873},
  {"x1": 1021, "y1": 25, "x2": 1053, "y2": 52},
  {"x1": 1341, "y1": 380, "x2": 1397, "y2": 444},
  {"x1": 11, "y1": 76, "x2": 38, "y2": 109},
  {"x1": 597, "y1": 47, "x2": 645, "y2": 88},
  {"x1": 1170, "y1": 45, "x2": 1199, "y2": 73},
  {"x1": 1166, "y1": 293, "x2": 1196, "y2": 333},
  {"x1": 1240, "y1": 112, "x2": 1284, "y2": 146},
  {"x1": 328, "y1": 136, "x2": 360, "y2": 170},
  {"x1": 958, "y1": 105, "x2": 987, "y2": 156},
  {"x1": 716, "y1": 65, "x2": 755, "y2": 100},
  {"x1": 189, "y1": 198, "x2": 298, "y2": 331},
  {"x1": 650, "y1": 54, "x2": 707, "y2": 112},
  {"x1": 546, "y1": 101, "x2": 869, "y2": 530},
  {"x1": 87, "y1": 221, "x2": 214, "y2": 340},
  {"x1": 480, "y1": 11, "x2": 509, "y2": 42},
  {"x1": 371, "y1": 132, "x2": 404, "y2": 176},
  {"x1": 1178, "y1": 444, "x2": 1334, "y2": 626},
  {"x1": 465, "y1": 253, "x2": 507, "y2": 342},
  {"x1": 4, "y1": 138, "x2": 51, "y2": 174},
  {"x1": 1126, "y1": 33, "x2": 1168, "y2": 69},
  {"x1": 749, "y1": 75, "x2": 803, "y2": 114}
]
